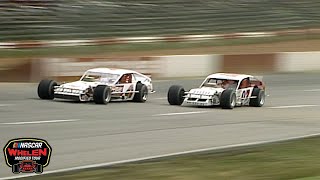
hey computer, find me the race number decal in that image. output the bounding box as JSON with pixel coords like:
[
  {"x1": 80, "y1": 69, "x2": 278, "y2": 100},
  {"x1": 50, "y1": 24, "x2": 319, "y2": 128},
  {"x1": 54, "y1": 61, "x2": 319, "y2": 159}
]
[{"x1": 241, "y1": 89, "x2": 250, "y2": 99}]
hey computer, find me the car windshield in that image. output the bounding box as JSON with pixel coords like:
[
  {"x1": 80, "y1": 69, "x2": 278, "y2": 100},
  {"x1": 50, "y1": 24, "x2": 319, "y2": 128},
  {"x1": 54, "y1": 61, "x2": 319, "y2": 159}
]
[
  {"x1": 80, "y1": 71, "x2": 120, "y2": 84},
  {"x1": 201, "y1": 78, "x2": 239, "y2": 89}
]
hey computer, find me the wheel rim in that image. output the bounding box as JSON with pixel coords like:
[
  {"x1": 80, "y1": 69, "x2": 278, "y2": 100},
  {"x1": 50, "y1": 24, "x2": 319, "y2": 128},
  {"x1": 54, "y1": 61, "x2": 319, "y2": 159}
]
[
  {"x1": 231, "y1": 95, "x2": 236, "y2": 107},
  {"x1": 260, "y1": 94, "x2": 265, "y2": 105},
  {"x1": 105, "y1": 91, "x2": 111, "y2": 102},
  {"x1": 179, "y1": 90, "x2": 185, "y2": 103},
  {"x1": 142, "y1": 92, "x2": 148, "y2": 101}
]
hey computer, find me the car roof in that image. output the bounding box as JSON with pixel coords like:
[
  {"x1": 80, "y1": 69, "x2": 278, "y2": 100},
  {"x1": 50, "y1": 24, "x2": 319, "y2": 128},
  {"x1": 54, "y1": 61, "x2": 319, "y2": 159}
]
[
  {"x1": 85, "y1": 68, "x2": 151, "y2": 80},
  {"x1": 206, "y1": 73, "x2": 253, "y2": 81},
  {"x1": 86, "y1": 68, "x2": 138, "y2": 75}
]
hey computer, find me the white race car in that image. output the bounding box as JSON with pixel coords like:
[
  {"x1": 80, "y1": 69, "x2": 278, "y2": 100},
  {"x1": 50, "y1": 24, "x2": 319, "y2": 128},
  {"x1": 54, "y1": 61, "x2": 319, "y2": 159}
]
[
  {"x1": 167, "y1": 73, "x2": 266, "y2": 109},
  {"x1": 37, "y1": 68, "x2": 155, "y2": 104}
]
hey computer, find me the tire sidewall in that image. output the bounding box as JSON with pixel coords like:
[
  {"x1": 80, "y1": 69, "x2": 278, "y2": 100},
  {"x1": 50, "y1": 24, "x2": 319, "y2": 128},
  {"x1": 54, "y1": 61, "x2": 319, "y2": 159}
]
[
  {"x1": 133, "y1": 83, "x2": 148, "y2": 102},
  {"x1": 220, "y1": 89, "x2": 236, "y2": 109},
  {"x1": 258, "y1": 90, "x2": 265, "y2": 107},
  {"x1": 103, "y1": 86, "x2": 111, "y2": 104},
  {"x1": 249, "y1": 88, "x2": 265, "y2": 107},
  {"x1": 140, "y1": 85, "x2": 148, "y2": 102},
  {"x1": 47, "y1": 81, "x2": 57, "y2": 99},
  {"x1": 178, "y1": 88, "x2": 185, "y2": 105},
  {"x1": 93, "y1": 85, "x2": 111, "y2": 104},
  {"x1": 230, "y1": 93, "x2": 236, "y2": 108},
  {"x1": 38, "y1": 79, "x2": 57, "y2": 99},
  {"x1": 167, "y1": 85, "x2": 185, "y2": 105}
]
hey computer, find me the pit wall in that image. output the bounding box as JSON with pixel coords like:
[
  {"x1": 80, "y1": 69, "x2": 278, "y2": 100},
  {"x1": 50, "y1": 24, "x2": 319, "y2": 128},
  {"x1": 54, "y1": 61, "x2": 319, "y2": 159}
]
[{"x1": 1, "y1": 51, "x2": 320, "y2": 82}]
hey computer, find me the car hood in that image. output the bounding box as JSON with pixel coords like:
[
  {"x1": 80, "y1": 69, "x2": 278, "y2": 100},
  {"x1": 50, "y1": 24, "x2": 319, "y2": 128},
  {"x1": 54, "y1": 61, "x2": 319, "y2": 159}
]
[
  {"x1": 189, "y1": 87, "x2": 224, "y2": 96},
  {"x1": 60, "y1": 81, "x2": 106, "y2": 90}
]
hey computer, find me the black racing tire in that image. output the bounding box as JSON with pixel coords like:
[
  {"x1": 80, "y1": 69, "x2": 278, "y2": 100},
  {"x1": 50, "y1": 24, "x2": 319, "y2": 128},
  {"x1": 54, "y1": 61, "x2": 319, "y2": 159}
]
[
  {"x1": 167, "y1": 85, "x2": 185, "y2": 105},
  {"x1": 220, "y1": 89, "x2": 236, "y2": 109},
  {"x1": 12, "y1": 164, "x2": 20, "y2": 174},
  {"x1": 35, "y1": 164, "x2": 43, "y2": 174},
  {"x1": 133, "y1": 83, "x2": 148, "y2": 102},
  {"x1": 37, "y1": 79, "x2": 57, "y2": 100},
  {"x1": 249, "y1": 88, "x2": 265, "y2": 107},
  {"x1": 93, "y1": 85, "x2": 112, "y2": 104}
]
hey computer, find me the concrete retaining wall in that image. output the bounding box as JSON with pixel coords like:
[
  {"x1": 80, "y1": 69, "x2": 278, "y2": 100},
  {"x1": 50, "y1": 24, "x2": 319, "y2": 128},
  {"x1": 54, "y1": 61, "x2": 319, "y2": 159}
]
[
  {"x1": 222, "y1": 53, "x2": 277, "y2": 73},
  {"x1": 156, "y1": 55, "x2": 222, "y2": 78},
  {"x1": 276, "y1": 52, "x2": 320, "y2": 72},
  {"x1": 2, "y1": 51, "x2": 320, "y2": 82}
]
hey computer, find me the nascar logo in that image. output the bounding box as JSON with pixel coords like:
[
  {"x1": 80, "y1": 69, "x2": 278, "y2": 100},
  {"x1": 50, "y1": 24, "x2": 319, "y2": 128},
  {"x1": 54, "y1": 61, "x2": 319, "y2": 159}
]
[{"x1": 13, "y1": 142, "x2": 43, "y2": 149}]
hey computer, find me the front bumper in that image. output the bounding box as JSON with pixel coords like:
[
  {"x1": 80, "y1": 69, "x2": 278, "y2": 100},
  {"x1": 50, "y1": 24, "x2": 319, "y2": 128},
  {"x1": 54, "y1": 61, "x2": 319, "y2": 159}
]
[
  {"x1": 184, "y1": 99, "x2": 217, "y2": 106},
  {"x1": 54, "y1": 86, "x2": 89, "y2": 101},
  {"x1": 54, "y1": 93, "x2": 81, "y2": 101},
  {"x1": 184, "y1": 94, "x2": 220, "y2": 106}
]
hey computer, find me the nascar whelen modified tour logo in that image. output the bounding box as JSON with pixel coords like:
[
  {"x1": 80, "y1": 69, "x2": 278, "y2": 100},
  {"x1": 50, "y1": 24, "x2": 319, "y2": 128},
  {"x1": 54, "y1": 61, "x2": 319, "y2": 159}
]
[{"x1": 3, "y1": 138, "x2": 52, "y2": 174}]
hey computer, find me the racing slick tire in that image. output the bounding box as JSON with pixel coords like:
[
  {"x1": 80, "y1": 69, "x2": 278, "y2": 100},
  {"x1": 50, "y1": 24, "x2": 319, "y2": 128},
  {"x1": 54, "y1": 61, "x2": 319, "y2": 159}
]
[
  {"x1": 220, "y1": 89, "x2": 236, "y2": 109},
  {"x1": 37, "y1": 79, "x2": 57, "y2": 100},
  {"x1": 133, "y1": 82, "x2": 148, "y2": 103},
  {"x1": 93, "y1": 85, "x2": 112, "y2": 104},
  {"x1": 167, "y1": 85, "x2": 185, "y2": 105},
  {"x1": 12, "y1": 164, "x2": 20, "y2": 174},
  {"x1": 35, "y1": 164, "x2": 43, "y2": 174},
  {"x1": 249, "y1": 88, "x2": 265, "y2": 107}
]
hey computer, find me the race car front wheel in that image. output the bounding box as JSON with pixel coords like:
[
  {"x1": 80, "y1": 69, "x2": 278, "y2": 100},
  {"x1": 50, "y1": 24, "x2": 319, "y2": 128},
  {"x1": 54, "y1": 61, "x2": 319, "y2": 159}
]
[
  {"x1": 167, "y1": 85, "x2": 185, "y2": 105},
  {"x1": 38, "y1": 79, "x2": 57, "y2": 100},
  {"x1": 93, "y1": 85, "x2": 112, "y2": 104},
  {"x1": 220, "y1": 89, "x2": 236, "y2": 109}
]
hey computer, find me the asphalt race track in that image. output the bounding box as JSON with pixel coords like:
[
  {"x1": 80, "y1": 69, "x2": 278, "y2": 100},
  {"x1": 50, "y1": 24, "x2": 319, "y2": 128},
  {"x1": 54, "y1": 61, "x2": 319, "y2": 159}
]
[{"x1": 1, "y1": 73, "x2": 320, "y2": 178}]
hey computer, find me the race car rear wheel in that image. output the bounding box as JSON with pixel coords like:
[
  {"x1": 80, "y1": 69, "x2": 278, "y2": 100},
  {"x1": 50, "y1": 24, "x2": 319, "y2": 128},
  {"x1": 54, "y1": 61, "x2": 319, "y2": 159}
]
[
  {"x1": 133, "y1": 83, "x2": 148, "y2": 102},
  {"x1": 35, "y1": 164, "x2": 43, "y2": 174},
  {"x1": 220, "y1": 89, "x2": 236, "y2": 109},
  {"x1": 37, "y1": 79, "x2": 57, "y2": 100},
  {"x1": 167, "y1": 85, "x2": 185, "y2": 105},
  {"x1": 249, "y1": 88, "x2": 265, "y2": 107},
  {"x1": 12, "y1": 164, "x2": 20, "y2": 174},
  {"x1": 93, "y1": 85, "x2": 112, "y2": 104}
]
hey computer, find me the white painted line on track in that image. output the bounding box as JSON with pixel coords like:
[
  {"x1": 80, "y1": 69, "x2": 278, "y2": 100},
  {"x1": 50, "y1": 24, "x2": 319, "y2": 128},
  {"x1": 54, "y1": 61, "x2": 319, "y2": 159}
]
[
  {"x1": 0, "y1": 104, "x2": 14, "y2": 107},
  {"x1": 303, "y1": 89, "x2": 320, "y2": 92},
  {"x1": 3, "y1": 132, "x2": 320, "y2": 180},
  {"x1": 0, "y1": 119, "x2": 81, "y2": 125},
  {"x1": 154, "y1": 97, "x2": 167, "y2": 100},
  {"x1": 153, "y1": 111, "x2": 207, "y2": 116},
  {"x1": 268, "y1": 105, "x2": 319, "y2": 109}
]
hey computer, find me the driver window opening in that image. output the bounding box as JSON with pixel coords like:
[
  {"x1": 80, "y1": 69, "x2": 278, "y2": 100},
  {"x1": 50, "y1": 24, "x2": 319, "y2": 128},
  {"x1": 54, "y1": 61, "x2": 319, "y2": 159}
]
[
  {"x1": 119, "y1": 74, "x2": 132, "y2": 84},
  {"x1": 80, "y1": 72, "x2": 120, "y2": 84},
  {"x1": 239, "y1": 78, "x2": 250, "y2": 89},
  {"x1": 202, "y1": 78, "x2": 238, "y2": 89}
]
